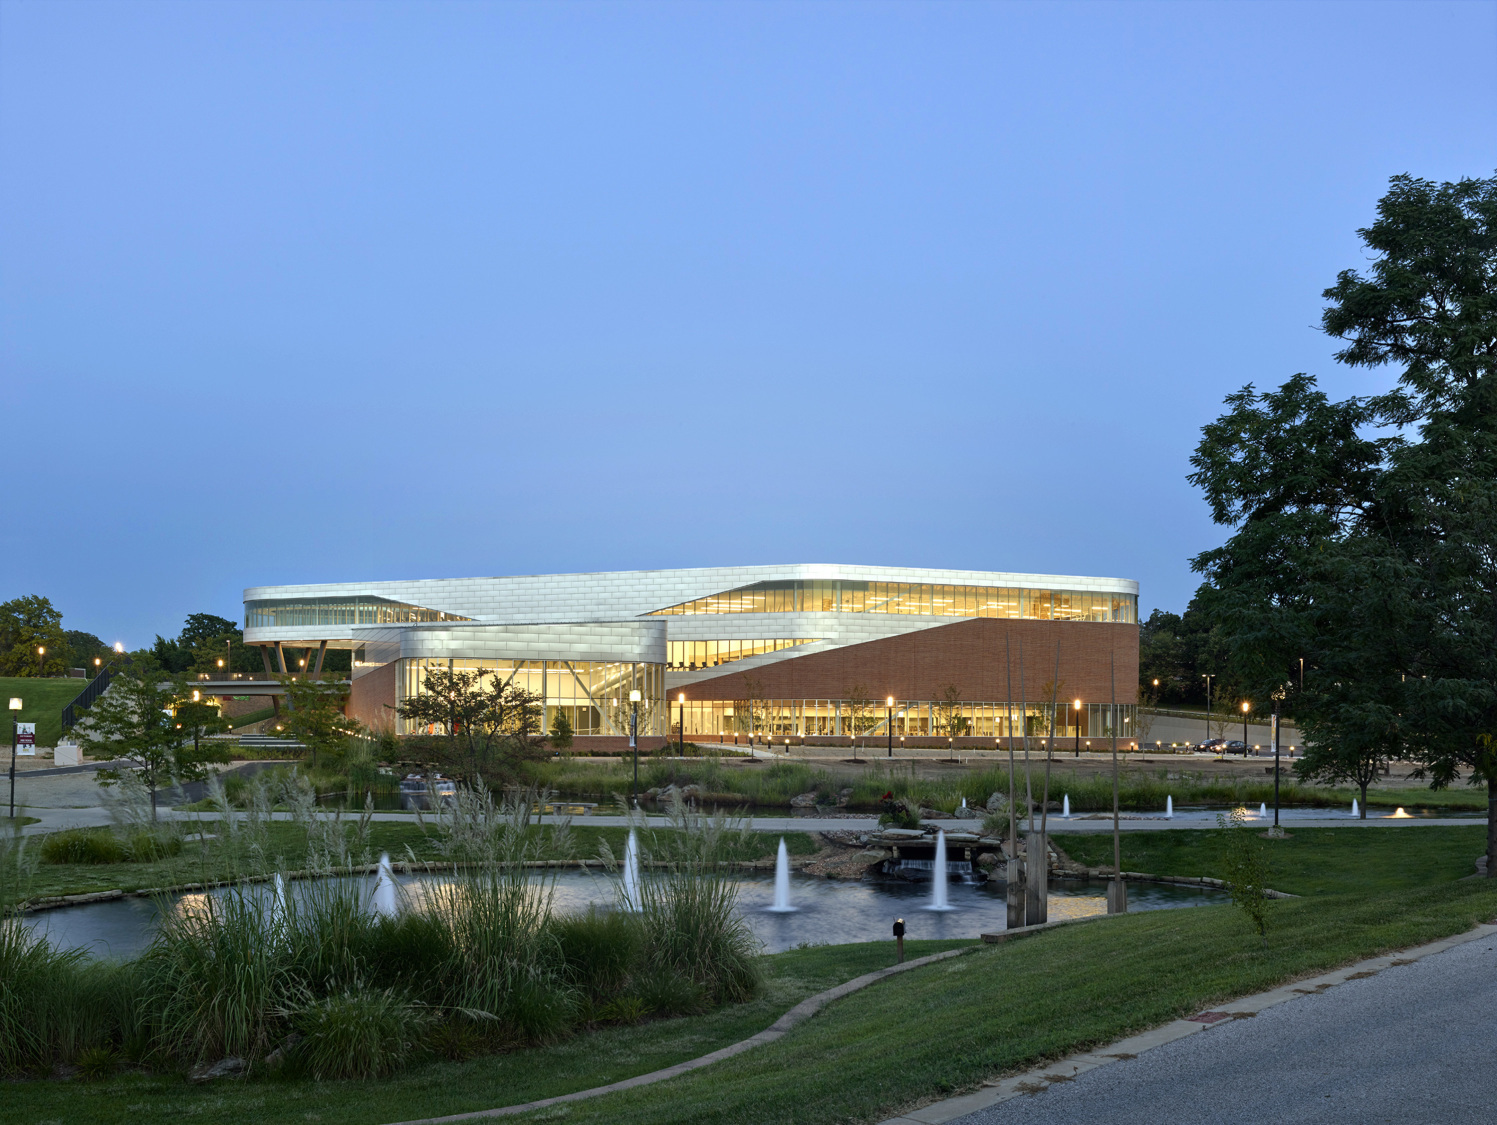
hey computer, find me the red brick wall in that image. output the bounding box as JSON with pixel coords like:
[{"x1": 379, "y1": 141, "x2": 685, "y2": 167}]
[
  {"x1": 347, "y1": 662, "x2": 398, "y2": 733},
  {"x1": 674, "y1": 617, "x2": 1138, "y2": 705}
]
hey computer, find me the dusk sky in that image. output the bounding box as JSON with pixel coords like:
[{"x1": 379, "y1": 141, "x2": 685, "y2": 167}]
[{"x1": 2, "y1": 0, "x2": 1493, "y2": 648}]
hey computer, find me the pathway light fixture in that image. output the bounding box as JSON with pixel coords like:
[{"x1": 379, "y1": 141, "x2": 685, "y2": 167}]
[
  {"x1": 678, "y1": 693, "x2": 686, "y2": 755},
  {"x1": 1241, "y1": 700, "x2": 1251, "y2": 754},
  {"x1": 1073, "y1": 699, "x2": 1082, "y2": 756},
  {"x1": 887, "y1": 697, "x2": 894, "y2": 757},
  {"x1": 36, "y1": 646, "x2": 45, "y2": 676},
  {"x1": 8, "y1": 696, "x2": 22, "y2": 819}
]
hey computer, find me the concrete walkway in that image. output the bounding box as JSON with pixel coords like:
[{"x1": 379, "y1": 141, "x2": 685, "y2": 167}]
[{"x1": 881, "y1": 923, "x2": 1497, "y2": 1125}]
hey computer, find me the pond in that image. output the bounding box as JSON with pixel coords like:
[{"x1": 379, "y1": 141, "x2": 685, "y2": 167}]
[{"x1": 18, "y1": 868, "x2": 1226, "y2": 960}]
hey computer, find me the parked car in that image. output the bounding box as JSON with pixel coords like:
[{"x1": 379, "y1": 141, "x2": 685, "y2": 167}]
[
  {"x1": 1194, "y1": 738, "x2": 1227, "y2": 752},
  {"x1": 1224, "y1": 740, "x2": 1248, "y2": 754}
]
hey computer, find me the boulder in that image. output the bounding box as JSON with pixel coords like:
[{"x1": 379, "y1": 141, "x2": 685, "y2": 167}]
[
  {"x1": 919, "y1": 807, "x2": 953, "y2": 820},
  {"x1": 977, "y1": 851, "x2": 1002, "y2": 870},
  {"x1": 789, "y1": 792, "x2": 819, "y2": 808},
  {"x1": 190, "y1": 1057, "x2": 246, "y2": 1083},
  {"x1": 836, "y1": 787, "x2": 854, "y2": 808},
  {"x1": 986, "y1": 792, "x2": 1009, "y2": 812}
]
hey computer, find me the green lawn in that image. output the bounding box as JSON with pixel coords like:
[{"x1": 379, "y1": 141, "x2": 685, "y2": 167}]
[
  {"x1": 14, "y1": 822, "x2": 819, "y2": 901},
  {"x1": 0, "y1": 675, "x2": 89, "y2": 750},
  {"x1": 1055, "y1": 825, "x2": 1487, "y2": 896}
]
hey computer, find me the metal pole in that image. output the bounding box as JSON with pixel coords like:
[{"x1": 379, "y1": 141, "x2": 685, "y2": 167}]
[
  {"x1": 631, "y1": 701, "x2": 638, "y2": 797},
  {"x1": 1203, "y1": 674, "x2": 1213, "y2": 746},
  {"x1": 887, "y1": 701, "x2": 892, "y2": 757},
  {"x1": 1272, "y1": 699, "x2": 1281, "y2": 828},
  {"x1": 8, "y1": 716, "x2": 15, "y2": 820},
  {"x1": 1243, "y1": 706, "x2": 1249, "y2": 755},
  {"x1": 1075, "y1": 705, "x2": 1080, "y2": 757}
]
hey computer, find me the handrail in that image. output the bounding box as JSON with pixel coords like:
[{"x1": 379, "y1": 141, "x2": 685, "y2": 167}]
[{"x1": 61, "y1": 663, "x2": 119, "y2": 729}]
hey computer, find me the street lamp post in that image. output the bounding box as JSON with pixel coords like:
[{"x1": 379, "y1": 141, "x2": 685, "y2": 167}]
[
  {"x1": 1073, "y1": 699, "x2": 1081, "y2": 757},
  {"x1": 677, "y1": 694, "x2": 686, "y2": 756},
  {"x1": 36, "y1": 646, "x2": 45, "y2": 676},
  {"x1": 8, "y1": 697, "x2": 21, "y2": 820},
  {"x1": 886, "y1": 697, "x2": 894, "y2": 758},
  {"x1": 629, "y1": 690, "x2": 641, "y2": 798},
  {"x1": 1201, "y1": 674, "x2": 1214, "y2": 746},
  {"x1": 1241, "y1": 701, "x2": 1250, "y2": 755}
]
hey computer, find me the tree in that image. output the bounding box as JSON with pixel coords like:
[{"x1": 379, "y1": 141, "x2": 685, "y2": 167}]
[
  {"x1": 842, "y1": 682, "x2": 879, "y2": 753},
  {"x1": 276, "y1": 675, "x2": 359, "y2": 769},
  {"x1": 0, "y1": 595, "x2": 70, "y2": 677},
  {"x1": 65, "y1": 630, "x2": 111, "y2": 675},
  {"x1": 175, "y1": 693, "x2": 232, "y2": 762},
  {"x1": 549, "y1": 708, "x2": 574, "y2": 752},
  {"x1": 1189, "y1": 172, "x2": 1497, "y2": 873},
  {"x1": 73, "y1": 658, "x2": 228, "y2": 820},
  {"x1": 933, "y1": 684, "x2": 970, "y2": 742},
  {"x1": 737, "y1": 675, "x2": 769, "y2": 743},
  {"x1": 393, "y1": 665, "x2": 543, "y2": 780}
]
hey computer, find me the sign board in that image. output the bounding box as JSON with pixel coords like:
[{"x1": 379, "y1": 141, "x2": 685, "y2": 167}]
[
  {"x1": 15, "y1": 722, "x2": 36, "y2": 756},
  {"x1": 629, "y1": 708, "x2": 637, "y2": 749},
  {"x1": 1270, "y1": 713, "x2": 1279, "y2": 753}
]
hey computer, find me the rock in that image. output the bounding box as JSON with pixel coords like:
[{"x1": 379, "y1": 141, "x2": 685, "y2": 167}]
[
  {"x1": 644, "y1": 787, "x2": 661, "y2": 798},
  {"x1": 977, "y1": 851, "x2": 1001, "y2": 870},
  {"x1": 679, "y1": 784, "x2": 702, "y2": 798},
  {"x1": 263, "y1": 1033, "x2": 303, "y2": 1069},
  {"x1": 190, "y1": 1057, "x2": 246, "y2": 1082},
  {"x1": 919, "y1": 807, "x2": 953, "y2": 820},
  {"x1": 1477, "y1": 855, "x2": 1488, "y2": 875},
  {"x1": 836, "y1": 787, "x2": 854, "y2": 808},
  {"x1": 789, "y1": 792, "x2": 819, "y2": 808},
  {"x1": 986, "y1": 792, "x2": 1009, "y2": 812}
]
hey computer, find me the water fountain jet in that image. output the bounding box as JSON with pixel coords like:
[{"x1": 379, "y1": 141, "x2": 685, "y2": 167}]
[
  {"x1": 768, "y1": 837, "x2": 796, "y2": 912},
  {"x1": 1062, "y1": 794, "x2": 1071, "y2": 818},
  {"x1": 622, "y1": 829, "x2": 642, "y2": 911},
  {"x1": 926, "y1": 830, "x2": 955, "y2": 911},
  {"x1": 1259, "y1": 802, "x2": 1268, "y2": 819},
  {"x1": 1351, "y1": 798, "x2": 1359, "y2": 817},
  {"x1": 373, "y1": 853, "x2": 398, "y2": 917},
  {"x1": 1166, "y1": 795, "x2": 1174, "y2": 819}
]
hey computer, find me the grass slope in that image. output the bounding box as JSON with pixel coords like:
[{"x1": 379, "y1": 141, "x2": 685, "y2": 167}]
[
  {"x1": 0, "y1": 676, "x2": 88, "y2": 749},
  {"x1": 1055, "y1": 825, "x2": 1486, "y2": 896}
]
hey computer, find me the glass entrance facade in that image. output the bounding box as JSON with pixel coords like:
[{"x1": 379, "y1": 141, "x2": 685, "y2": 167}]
[{"x1": 398, "y1": 657, "x2": 666, "y2": 737}]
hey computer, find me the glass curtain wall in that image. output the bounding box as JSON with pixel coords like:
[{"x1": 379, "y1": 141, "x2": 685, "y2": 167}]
[
  {"x1": 667, "y1": 638, "x2": 817, "y2": 672},
  {"x1": 397, "y1": 658, "x2": 665, "y2": 737},
  {"x1": 247, "y1": 597, "x2": 471, "y2": 629},
  {"x1": 649, "y1": 581, "x2": 1136, "y2": 623},
  {"x1": 673, "y1": 699, "x2": 1138, "y2": 742}
]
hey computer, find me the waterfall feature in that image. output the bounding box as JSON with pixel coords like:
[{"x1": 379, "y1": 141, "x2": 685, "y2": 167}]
[{"x1": 769, "y1": 837, "x2": 795, "y2": 912}]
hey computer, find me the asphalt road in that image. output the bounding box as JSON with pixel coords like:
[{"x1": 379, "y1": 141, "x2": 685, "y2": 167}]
[{"x1": 952, "y1": 932, "x2": 1497, "y2": 1125}]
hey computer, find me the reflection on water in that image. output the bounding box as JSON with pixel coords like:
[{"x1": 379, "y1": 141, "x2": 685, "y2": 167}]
[{"x1": 17, "y1": 870, "x2": 1225, "y2": 959}]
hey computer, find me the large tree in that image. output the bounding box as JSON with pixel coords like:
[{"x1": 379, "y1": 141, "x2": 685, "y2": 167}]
[
  {"x1": 0, "y1": 595, "x2": 70, "y2": 677},
  {"x1": 276, "y1": 675, "x2": 360, "y2": 769},
  {"x1": 73, "y1": 658, "x2": 229, "y2": 820},
  {"x1": 1190, "y1": 173, "x2": 1497, "y2": 868},
  {"x1": 393, "y1": 665, "x2": 543, "y2": 780}
]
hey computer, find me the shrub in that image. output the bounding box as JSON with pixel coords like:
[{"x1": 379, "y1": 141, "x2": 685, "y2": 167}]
[
  {"x1": 40, "y1": 829, "x2": 129, "y2": 865},
  {"x1": 551, "y1": 908, "x2": 641, "y2": 999},
  {"x1": 291, "y1": 988, "x2": 430, "y2": 1080},
  {"x1": 0, "y1": 924, "x2": 129, "y2": 1075},
  {"x1": 73, "y1": 1044, "x2": 117, "y2": 1079}
]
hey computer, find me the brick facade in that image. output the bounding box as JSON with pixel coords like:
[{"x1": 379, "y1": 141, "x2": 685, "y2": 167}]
[
  {"x1": 347, "y1": 662, "x2": 398, "y2": 733},
  {"x1": 668, "y1": 617, "x2": 1139, "y2": 705}
]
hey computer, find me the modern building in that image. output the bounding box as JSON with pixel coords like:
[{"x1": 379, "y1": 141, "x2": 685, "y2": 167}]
[{"x1": 240, "y1": 564, "x2": 1140, "y2": 746}]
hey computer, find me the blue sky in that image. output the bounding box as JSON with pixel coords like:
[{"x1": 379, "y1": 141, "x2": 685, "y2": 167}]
[{"x1": 2, "y1": 0, "x2": 1493, "y2": 647}]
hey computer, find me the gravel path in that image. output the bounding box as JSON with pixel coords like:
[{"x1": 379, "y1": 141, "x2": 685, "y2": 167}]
[{"x1": 952, "y1": 933, "x2": 1497, "y2": 1125}]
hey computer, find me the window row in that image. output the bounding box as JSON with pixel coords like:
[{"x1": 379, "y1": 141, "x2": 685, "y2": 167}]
[
  {"x1": 667, "y1": 638, "x2": 817, "y2": 672},
  {"x1": 649, "y1": 581, "x2": 1136, "y2": 624},
  {"x1": 247, "y1": 596, "x2": 470, "y2": 629},
  {"x1": 669, "y1": 698, "x2": 1140, "y2": 740}
]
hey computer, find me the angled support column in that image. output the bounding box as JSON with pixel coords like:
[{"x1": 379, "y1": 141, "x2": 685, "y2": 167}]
[{"x1": 312, "y1": 640, "x2": 328, "y2": 677}]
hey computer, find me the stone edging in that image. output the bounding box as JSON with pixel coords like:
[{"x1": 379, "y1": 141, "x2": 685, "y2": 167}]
[
  {"x1": 876, "y1": 920, "x2": 1497, "y2": 1124},
  {"x1": 381, "y1": 946, "x2": 974, "y2": 1125}
]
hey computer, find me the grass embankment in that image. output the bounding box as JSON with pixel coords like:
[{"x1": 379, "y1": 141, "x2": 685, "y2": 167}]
[
  {"x1": 16, "y1": 822, "x2": 819, "y2": 902},
  {"x1": 1056, "y1": 825, "x2": 1488, "y2": 896},
  {"x1": 0, "y1": 676, "x2": 88, "y2": 750},
  {"x1": 228, "y1": 706, "x2": 277, "y2": 731}
]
